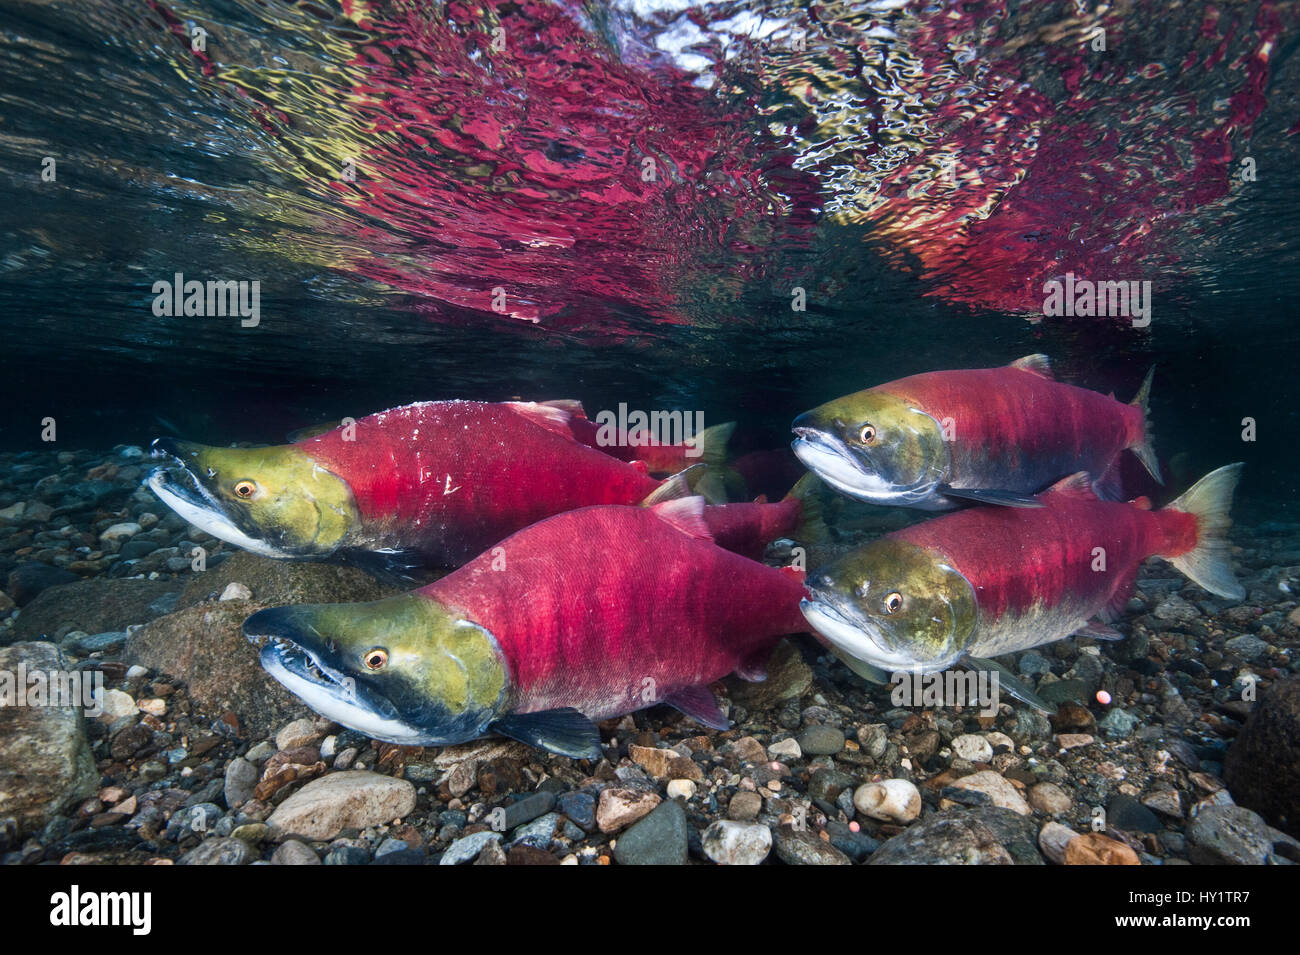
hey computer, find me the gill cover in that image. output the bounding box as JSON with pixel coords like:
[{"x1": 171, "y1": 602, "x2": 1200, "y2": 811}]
[
  {"x1": 149, "y1": 439, "x2": 358, "y2": 558},
  {"x1": 803, "y1": 538, "x2": 978, "y2": 672},
  {"x1": 244, "y1": 594, "x2": 510, "y2": 745},
  {"x1": 792, "y1": 391, "x2": 949, "y2": 505}
]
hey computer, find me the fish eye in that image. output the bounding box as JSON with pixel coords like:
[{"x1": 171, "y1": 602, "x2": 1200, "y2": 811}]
[
  {"x1": 363, "y1": 648, "x2": 388, "y2": 670},
  {"x1": 859, "y1": 423, "x2": 877, "y2": 444},
  {"x1": 884, "y1": 592, "x2": 903, "y2": 614},
  {"x1": 233, "y1": 480, "x2": 257, "y2": 498}
]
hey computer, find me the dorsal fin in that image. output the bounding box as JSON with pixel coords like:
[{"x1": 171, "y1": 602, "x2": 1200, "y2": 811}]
[
  {"x1": 650, "y1": 496, "x2": 713, "y2": 540},
  {"x1": 1043, "y1": 471, "x2": 1096, "y2": 500},
  {"x1": 503, "y1": 401, "x2": 579, "y2": 439},
  {"x1": 539, "y1": 399, "x2": 587, "y2": 419},
  {"x1": 1008, "y1": 354, "x2": 1054, "y2": 379}
]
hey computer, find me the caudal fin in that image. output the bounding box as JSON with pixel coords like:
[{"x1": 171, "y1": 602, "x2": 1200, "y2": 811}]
[
  {"x1": 1165, "y1": 463, "x2": 1245, "y2": 601},
  {"x1": 783, "y1": 471, "x2": 831, "y2": 544},
  {"x1": 693, "y1": 421, "x2": 736, "y2": 469},
  {"x1": 1128, "y1": 366, "x2": 1162, "y2": 484}
]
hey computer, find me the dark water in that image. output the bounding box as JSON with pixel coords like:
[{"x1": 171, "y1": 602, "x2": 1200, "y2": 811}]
[{"x1": 2, "y1": 0, "x2": 1298, "y2": 518}]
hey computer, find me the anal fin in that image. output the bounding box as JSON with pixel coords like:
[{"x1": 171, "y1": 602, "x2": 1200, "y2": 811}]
[{"x1": 663, "y1": 686, "x2": 730, "y2": 730}]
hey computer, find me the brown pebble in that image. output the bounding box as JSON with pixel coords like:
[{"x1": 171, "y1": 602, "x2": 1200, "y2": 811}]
[{"x1": 1064, "y1": 832, "x2": 1140, "y2": 865}]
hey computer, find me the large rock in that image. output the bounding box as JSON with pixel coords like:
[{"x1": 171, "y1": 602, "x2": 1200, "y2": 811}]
[
  {"x1": 176, "y1": 552, "x2": 397, "y2": 611},
  {"x1": 1224, "y1": 676, "x2": 1300, "y2": 837},
  {"x1": 124, "y1": 600, "x2": 308, "y2": 740},
  {"x1": 1185, "y1": 805, "x2": 1300, "y2": 865},
  {"x1": 6, "y1": 563, "x2": 78, "y2": 607},
  {"x1": 727, "y1": 639, "x2": 813, "y2": 710},
  {"x1": 9, "y1": 577, "x2": 180, "y2": 642},
  {"x1": 869, "y1": 808, "x2": 1044, "y2": 865},
  {"x1": 267, "y1": 771, "x2": 417, "y2": 841},
  {"x1": 0, "y1": 642, "x2": 98, "y2": 836}
]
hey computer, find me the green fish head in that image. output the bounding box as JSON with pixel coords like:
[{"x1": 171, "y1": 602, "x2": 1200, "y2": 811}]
[
  {"x1": 243, "y1": 594, "x2": 510, "y2": 746},
  {"x1": 792, "y1": 391, "x2": 949, "y2": 506},
  {"x1": 148, "y1": 438, "x2": 358, "y2": 558},
  {"x1": 801, "y1": 538, "x2": 978, "y2": 673}
]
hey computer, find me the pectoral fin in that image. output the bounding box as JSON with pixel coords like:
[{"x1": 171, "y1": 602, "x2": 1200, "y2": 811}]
[
  {"x1": 938, "y1": 485, "x2": 1045, "y2": 508},
  {"x1": 1073, "y1": 619, "x2": 1124, "y2": 641},
  {"x1": 663, "y1": 686, "x2": 730, "y2": 730},
  {"x1": 830, "y1": 647, "x2": 893, "y2": 685},
  {"x1": 490, "y1": 708, "x2": 602, "y2": 759},
  {"x1": 961, "y1": 656, "x2": 1056, "y2": 714}
]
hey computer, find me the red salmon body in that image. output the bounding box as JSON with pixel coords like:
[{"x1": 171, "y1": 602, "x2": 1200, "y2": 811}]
[
  {"x1": 881, "y1": 361, "x2": 1146, "y2": 496},
  {"x1": 895, "y1": 475, "x2": 1198, "y2": 655},
  {"x1": 420, "y1": 501, "x2": 809, "y2": 720},
  {"x1": 301, "y1": 401, "x2": 665, "y2": 565}
]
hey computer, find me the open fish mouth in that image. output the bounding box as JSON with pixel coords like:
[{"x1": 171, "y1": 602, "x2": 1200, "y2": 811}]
[
  {"x1": 244, "y1": 612, "x2": 435, "y2": 745},
  {"x1": 146, "y1": 439, "x2": 293, "y2": 559},
  {"x1": 791, "y1": 428, "x2": 895, "y2": 502}
]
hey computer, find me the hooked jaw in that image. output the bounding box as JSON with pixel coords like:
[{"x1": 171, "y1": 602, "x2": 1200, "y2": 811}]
[
  {"x1": 243, "y1": 597, "x2": 510, "y2": 748},
  {"x1": 791, "y1": 409, "x2": 945, "y2": 508},
  {"x1": 147, "y1": 447, "x2": 294, "y2": 559}
]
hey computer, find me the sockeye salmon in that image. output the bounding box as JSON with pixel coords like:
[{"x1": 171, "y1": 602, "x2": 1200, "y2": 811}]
[
  {"x1": 243, "y1": 498, "x2": 810, "y2": 758},
  {"x1": 148, "y1": 400, "x2": 690, "y2": 570},
  {"x1": 801, "y1": 465, "x2": 1244, "y2": 680},
  {"x1": 791, "y1": 354, "x2": 1159, "y2": 510}
]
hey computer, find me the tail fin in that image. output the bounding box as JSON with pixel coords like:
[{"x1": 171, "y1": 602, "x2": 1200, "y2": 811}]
[
  {"x1": 1165, "y1": 463, "x2": 1245, "y2": 601},
  {"x1": 641, "y1": 465, "x2": 700, "y2": 506},
  {"x1": 693, "y1": 421, "x2": 735, "y2": 469},
  {"x1": 1128, "y1": 366, "x2": 1162, "y2": 484},
  {"x1": 784, "y1": 471, "x2": 831, "y2": 545}
]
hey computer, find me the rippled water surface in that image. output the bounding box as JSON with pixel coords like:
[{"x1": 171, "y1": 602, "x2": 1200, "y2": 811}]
[{"x1": 1, "y1": 0, "x2": 1298, "y2": 513}]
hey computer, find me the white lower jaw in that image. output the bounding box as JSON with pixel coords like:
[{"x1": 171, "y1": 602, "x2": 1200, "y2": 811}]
[
  {"x1": 261, "y1": 652, "x2": 435, "y2": 745},
  {"x1": 792, "y1": 439, "x2": 910, "y2": 505},
  {"x1": 148, "y1": 471, "x2": 292, "y2": 559},
  {"x1": 801, "y1": 600, "x2": 958, "y2": 674}
]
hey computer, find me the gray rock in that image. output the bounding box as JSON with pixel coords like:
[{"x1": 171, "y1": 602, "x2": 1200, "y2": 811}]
[
  {"x1": 503, "y1": 791, "x2": 557, "y2": 831},
  {"x1": 180, "y1": 836, "x2": 252, "y2": 865},
  {"x1": 5, "y1": 563, "x2": 77, "y2": 607},
  {"x1": 1107, "y1": 794, "x2": 1161, "y2": 833},
  {"x1": 75, "y1": 631, "x2": 126, "y2": 653},
  {"x1": 612, "y1": 799, "x2": 688, "y2": 865},
  {"x1": 1017, "y1": 651, "x2": 1052, "y2": 677},
  {"x1": 1153, "y1": 594, "x2": 1199, "y2": 624},
  {"x1": 870, "y1": 808, "x2": 1044, "y2": 865},
  {"x1": 510, "y1": 812, "x2": 561, "y2": 849},
  {"x1": 1097, "y1": 707, "x2": 1139, "y2": 739},
  {"x1": 797, "y1": 725, "x2": 846, "y2": 756},
  {"x1": 440, "y1": 830, "x2": 502, "y2": 865},
  {"x1": 773, "y1": 826, "x2": 851, "y2": 865},
  {"x1": 1225, "y1": 634, "x2": 1270, "y2": 662},
  {"x1": 223, "y1": 757, "x2": 258, "y2": 810},
  {"x1": 1186, "y1": 805, "x2": 1300, "y2": 865},
  {"x1": 0, "y1": 642, "x2": 98, "y2": 836},
  {"x1": 9, "y1": 577, "x2": 180, "y2": 640}
]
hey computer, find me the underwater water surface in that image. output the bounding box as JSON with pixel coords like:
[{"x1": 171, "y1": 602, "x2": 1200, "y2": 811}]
[{"x1": 0, "y1": 0, "x2": 1296, "y2": 519}]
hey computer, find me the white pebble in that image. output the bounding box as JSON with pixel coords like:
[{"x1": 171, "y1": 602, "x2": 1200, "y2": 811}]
[{"x1": 853, "y1": 778, "x2": 921, "y2": 823}]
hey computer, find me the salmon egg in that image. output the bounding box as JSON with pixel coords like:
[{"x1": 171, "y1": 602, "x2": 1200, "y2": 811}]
[{"x1": 1096, "y1": 690, "x2": 1112, "y2": 705}]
